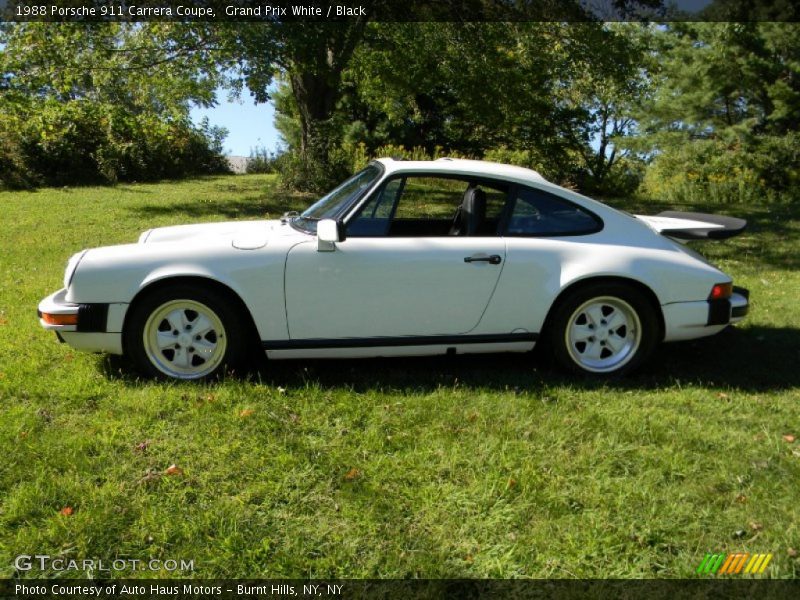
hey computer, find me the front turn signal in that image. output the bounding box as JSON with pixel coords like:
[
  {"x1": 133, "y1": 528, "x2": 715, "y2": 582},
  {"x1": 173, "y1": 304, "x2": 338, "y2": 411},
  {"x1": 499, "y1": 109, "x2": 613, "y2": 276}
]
[{"x1": 41, "y1": 312, "x2": 78, "y2": 326}]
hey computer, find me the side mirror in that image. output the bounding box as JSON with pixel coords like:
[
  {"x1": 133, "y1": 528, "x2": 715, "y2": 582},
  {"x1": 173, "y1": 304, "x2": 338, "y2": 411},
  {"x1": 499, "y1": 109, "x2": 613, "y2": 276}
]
[{"x1": 317, "y1": 219, "x2": 345, "y2": 252}]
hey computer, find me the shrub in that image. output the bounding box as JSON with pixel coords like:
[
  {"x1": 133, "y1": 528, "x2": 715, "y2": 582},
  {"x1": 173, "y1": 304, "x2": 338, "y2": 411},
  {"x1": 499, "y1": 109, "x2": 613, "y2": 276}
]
[
  {"x1": 246, "y1": 147, "x2": 281, "y2": 174},
  {"x1": 1, "y1": 99, "x2": 229, "y2": 188},
  {"x1": 342, "y1": 142, "x2": 471, "y2": 172},
  {"x1": 482, "y1": 146, "x2": 589, "y2": 190},
  {"x1": 0, "y1": 115, "x2": 38, "y2": 190},
  {"x1": 640, "y1": 134, "x2": 800, "y2": 204}
]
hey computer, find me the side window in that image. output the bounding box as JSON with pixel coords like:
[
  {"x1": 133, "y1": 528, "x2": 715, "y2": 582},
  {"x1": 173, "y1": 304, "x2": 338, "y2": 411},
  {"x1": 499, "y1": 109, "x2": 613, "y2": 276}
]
[
  {"x1": 348, "y1": 175, "x2": 508, "y2": 237},
  {"x1": 393, "y1": 177, "x2": 465, "y2": 220},
  {"x1": 505, "y1": 187, "x2": 601, "y2": 236},
  {"x1": 345, "y1": 178, "x2": 403, "y2": 237}
]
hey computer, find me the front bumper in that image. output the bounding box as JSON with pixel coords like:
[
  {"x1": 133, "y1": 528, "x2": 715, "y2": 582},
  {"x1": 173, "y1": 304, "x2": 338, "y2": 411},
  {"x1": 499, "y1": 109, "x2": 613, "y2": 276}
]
[
  {"x1": 38, "y1": 289, "x2": 80, "y2": 331},
  {"x1": 38, "y1": 289, "x2": 127, "y2": 355},
  {"x1": 38, "y1": 289, "x2": 109, "y2": 332}
]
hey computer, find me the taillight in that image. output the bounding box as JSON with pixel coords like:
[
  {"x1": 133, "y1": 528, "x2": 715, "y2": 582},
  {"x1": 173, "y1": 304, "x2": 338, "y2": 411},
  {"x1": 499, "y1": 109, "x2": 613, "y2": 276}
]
[{"x1": 709, "y1": 282, "x2": 733, "y2": 300}]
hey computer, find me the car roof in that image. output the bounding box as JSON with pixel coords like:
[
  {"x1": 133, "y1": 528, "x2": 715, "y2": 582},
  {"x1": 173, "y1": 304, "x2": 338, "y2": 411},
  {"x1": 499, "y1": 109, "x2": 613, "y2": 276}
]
[
  {"x1": 372, "y1": 157, "x2": 630, "y2": 225},
  {"x1": 375, "y1": 157, "x2": 548, "y2": 186}
]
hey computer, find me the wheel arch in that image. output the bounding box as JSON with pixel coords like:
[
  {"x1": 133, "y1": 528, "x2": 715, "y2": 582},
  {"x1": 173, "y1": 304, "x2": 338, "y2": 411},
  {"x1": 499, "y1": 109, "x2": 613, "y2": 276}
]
[
  {"x1": 542, "y1": 276, "x2": 665, "y2": 342},
  {"x1": 123, "y1": 275, "x2": 261, "y2": 350}
]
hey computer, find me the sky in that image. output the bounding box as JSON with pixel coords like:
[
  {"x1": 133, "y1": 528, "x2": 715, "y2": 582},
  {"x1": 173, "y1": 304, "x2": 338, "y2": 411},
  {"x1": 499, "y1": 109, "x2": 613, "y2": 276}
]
[{"x1": 190, "y1": 90, "x2": 282, "y2": 157}]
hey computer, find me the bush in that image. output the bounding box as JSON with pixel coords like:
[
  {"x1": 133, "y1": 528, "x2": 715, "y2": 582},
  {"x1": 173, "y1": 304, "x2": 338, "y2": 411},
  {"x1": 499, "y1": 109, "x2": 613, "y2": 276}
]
[
  {"x1": 344, "y1": 142, "x2": 471, "y2": 172},
  {"x1": 588, "y1": 157, "x2": 646, "y2": 199},
  {"x1": 482, "y1": 146, "x2": 589, "y2": 190},
  {"x1": 1, "y1": 99, "x2": 229, "y2": 188},
  {"x1": 275, "y1": 120, "x2": 352, "y2": 193},
  {"x1": 0, "y1": 115, "x2": 38, "y2": 190},
  {"x1": 276, "y1": 149, "x2": 353, "y2": 194},
  {"x1": 246, "y1": 147, "x2": 281, "y2": 174},
  {"x1": 641, "y1": 134, "x2": 800, "y2": 204}
]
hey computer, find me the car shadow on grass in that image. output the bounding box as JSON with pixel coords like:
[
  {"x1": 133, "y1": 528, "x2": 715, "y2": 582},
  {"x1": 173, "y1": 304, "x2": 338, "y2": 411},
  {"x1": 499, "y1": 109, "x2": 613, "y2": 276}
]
[{"x1": 101, "y1": 325, "x2": 800, "y2": 394}]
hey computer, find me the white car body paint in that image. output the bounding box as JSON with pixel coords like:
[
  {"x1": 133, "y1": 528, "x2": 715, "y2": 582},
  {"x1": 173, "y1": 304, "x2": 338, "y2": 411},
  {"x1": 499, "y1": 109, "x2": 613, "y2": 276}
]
[
  {"x1": 39, "y1": 158, "x2": 749, "y2": 367},
  {"x1": 284, "y1": 236, "x2": 508, "y2": 339}
]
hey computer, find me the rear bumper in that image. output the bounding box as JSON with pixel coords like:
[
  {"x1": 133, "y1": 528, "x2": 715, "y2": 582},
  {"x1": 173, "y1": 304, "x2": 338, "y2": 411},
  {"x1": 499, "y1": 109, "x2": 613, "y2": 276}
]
[
  {"x1": 662, "y1": 286, "x2": 750, "y2": 342},
  {"x1": 38, "y1": 289, "x2": 126, "y2": 355},
  {"x1": 708, "y1": 286, "x2": 750, "y2": 326}
]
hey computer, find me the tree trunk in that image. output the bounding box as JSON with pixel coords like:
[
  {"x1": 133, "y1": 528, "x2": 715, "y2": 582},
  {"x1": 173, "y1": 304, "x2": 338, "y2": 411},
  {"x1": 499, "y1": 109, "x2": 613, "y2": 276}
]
[
  {"x1": 290, "y1": 70, "x2": 339, "y2": 164},
  {"x1": 284, "y1": 21, "x2": 368, "y2": 189}
]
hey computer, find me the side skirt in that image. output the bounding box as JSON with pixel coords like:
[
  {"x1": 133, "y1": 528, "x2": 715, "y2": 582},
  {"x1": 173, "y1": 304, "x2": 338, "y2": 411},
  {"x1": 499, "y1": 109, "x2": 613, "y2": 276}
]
[{"x1": 262, "y1": 333, "x2": 538, "y2": 360}]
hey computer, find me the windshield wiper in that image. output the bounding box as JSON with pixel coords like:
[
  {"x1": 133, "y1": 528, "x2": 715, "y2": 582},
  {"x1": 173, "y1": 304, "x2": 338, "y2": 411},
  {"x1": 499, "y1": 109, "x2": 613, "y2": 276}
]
[{"x1": 280, "y1": 210, "x2": 299, "y2": 224}]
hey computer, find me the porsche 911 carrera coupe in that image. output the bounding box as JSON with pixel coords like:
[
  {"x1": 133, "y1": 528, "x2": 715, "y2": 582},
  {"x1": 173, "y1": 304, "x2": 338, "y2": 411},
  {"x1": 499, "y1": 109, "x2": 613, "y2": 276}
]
[{"x1": 39, "y1": 158, "x2": 749, "y2": 379}]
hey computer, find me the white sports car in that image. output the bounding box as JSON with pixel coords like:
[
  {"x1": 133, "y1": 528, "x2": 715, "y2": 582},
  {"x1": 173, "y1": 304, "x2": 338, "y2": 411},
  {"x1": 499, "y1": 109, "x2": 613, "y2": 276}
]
[{"x1": 38, "y1": 158, "x2": 749, "y2": 380}]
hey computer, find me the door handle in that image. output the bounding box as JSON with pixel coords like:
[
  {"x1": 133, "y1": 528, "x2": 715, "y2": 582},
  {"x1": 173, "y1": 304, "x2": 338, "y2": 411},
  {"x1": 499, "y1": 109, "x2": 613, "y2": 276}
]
[{"x1": 464, "y1": 254, "x2": 502, "y2": 265}]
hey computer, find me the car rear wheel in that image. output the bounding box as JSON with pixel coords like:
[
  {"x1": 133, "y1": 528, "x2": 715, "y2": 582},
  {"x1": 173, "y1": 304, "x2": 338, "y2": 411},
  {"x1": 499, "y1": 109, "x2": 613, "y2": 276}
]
[
  {"x1": 547, "y1": 282, "x2": 659, "y2": 376},
  {"x1": 125, "y1": 285, "x2": 246, "y2": 380}
]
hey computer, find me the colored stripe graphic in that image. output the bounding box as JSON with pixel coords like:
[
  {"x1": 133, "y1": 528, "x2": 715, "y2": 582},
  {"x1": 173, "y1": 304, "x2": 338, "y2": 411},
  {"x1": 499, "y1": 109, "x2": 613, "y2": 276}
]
[
  {"x1": 758, "y1": 554, "x2": 773, "y2": 573},
  {"x1": 718, "y1": 554, "x2": 736, "y2": 574},
  {"x1": 696, "y1": 554, "x2": 726, "y2": 574},
  {"x1": 722, "y1": 553, "x2": 746, "y2": 574},
  {"x1": 734, "y1": 553, "x2": 750, "y2": 573},
  {"x1": 701, "y1": 553, "x2": 774, "y2": 575},
  {"x1": 696, "y1": 554, "x2": 711, "y2": 574},
  {"x1": 745, "y1": 554, "x2": 760, "y2": 573}
]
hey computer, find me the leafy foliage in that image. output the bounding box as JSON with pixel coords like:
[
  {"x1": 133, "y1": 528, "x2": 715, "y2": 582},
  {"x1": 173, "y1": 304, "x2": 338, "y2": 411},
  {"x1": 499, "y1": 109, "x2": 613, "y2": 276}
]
[
  {"x1": 0, "y1": 23, "x2": 229, "y2": 188},
  {"x1": 228, "y1": 21, "x2": 369, "y2": 191},
  {"x1": 3, "y1": 20, "x2": 799, "y2": 202},
  {"x1": 265, "y1": 21, "x2": 798, "y2": 202},
  {"x1": 272, "y1": 22, "x2": 649, "y2": 194},
  {"x1": 636, "y1": 23, "x2": 800, "y2": 203},
  {"x1": 245, "y1": 147, "x2": 281, "y2": 174}
]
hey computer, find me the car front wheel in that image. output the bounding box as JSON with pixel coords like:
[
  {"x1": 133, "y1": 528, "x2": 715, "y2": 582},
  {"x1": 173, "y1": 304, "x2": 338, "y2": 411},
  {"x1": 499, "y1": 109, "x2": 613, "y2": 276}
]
[
  {"x1": 125, "y1": 285, "x2": 246, "y2": 380},
  {"x1": 547, "y1": 283, "x2": 659, "y2": 376}
]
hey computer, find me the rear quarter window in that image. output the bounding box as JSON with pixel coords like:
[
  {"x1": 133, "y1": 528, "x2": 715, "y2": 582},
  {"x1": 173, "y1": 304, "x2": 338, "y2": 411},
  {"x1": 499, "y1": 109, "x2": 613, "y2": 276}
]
[{"x1": 505, "y1": 187, "x2": 602, "y2": 236}]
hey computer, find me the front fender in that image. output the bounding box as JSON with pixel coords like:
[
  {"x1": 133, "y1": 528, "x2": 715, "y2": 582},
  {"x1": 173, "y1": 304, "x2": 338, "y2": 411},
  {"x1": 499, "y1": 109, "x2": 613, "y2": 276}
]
[{"x1": 65, "y1": 241, "x2": 290, "y2": 341}]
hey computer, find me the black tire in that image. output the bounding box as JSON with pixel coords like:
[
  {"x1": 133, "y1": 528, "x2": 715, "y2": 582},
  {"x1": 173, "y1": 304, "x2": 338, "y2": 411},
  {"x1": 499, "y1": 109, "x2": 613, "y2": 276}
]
[
  {"x1": 124, "y1": 284, "x2": 247, "y2": 380},
  {"x1": 546, "y1": 282, "x2": 659, "y2": 376}
]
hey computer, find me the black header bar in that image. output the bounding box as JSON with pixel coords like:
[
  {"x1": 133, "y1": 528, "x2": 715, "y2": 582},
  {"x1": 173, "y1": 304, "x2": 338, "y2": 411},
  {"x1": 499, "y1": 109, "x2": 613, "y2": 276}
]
[
  {"x1": 1, "y1": 0, "x2": 799, "y2": 23},
  {"x1": 5, "y1": 579, "x2": 800, "y2": 600}
]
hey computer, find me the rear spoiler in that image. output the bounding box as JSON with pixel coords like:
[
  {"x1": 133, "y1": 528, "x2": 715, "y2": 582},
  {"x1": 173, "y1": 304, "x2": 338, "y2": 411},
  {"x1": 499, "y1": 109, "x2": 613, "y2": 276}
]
[{"x1": 635, "y1": 211, "x2": 747, "y2": 241}]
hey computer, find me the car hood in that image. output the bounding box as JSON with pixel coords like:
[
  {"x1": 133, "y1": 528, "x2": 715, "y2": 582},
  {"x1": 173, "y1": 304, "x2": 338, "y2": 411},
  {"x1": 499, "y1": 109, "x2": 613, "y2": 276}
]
[{"x1": 138, "y1": 219, "x2": 303, "y2": 249}]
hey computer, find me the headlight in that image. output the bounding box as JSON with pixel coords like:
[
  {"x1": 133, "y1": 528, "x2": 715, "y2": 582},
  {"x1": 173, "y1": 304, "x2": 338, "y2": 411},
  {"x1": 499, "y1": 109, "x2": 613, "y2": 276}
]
[{"x1": 63, "y1": 250, "x2": 88, "y2": 289}]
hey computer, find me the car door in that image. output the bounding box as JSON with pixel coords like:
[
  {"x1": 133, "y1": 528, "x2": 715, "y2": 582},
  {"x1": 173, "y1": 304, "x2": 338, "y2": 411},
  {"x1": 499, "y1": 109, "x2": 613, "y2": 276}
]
[{"x1": 283, "y1": 175, "x2": 508, "y2": 340}]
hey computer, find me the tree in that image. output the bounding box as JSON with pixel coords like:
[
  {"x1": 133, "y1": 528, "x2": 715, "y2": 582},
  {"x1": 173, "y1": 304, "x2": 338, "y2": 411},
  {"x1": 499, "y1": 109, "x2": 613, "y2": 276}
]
[
  {"x1": 328, "y1": 22, "x2": 647, "y2": 190},
  {"x1": 224, "y1": 2, "x2": 661, "y2": 191},
  {"x1": 637, "y1": 22, "x2": 800, "y2": 202},
  {"x1": 0, "y1": 22, "x2": 229, "y2": 187},
  {"x1": 228, "y1": 19, "x2": 370, "y2": 190},
  {"x1": 556, "y1": 23, "x2": 652, "y2": 193}
]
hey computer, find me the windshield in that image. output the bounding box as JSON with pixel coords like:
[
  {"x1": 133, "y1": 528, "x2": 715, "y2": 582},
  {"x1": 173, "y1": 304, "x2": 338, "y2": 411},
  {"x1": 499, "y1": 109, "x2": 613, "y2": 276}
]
[{"x1": 292, "y1": 164, "x2": 383, "y2": 234}]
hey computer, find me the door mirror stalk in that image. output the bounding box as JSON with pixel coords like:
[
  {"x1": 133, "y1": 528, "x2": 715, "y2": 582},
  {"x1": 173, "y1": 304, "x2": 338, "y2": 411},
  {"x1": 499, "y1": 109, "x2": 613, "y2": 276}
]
[{"x1": 317, "y1": 219, "x2": 345, "y2": 252}]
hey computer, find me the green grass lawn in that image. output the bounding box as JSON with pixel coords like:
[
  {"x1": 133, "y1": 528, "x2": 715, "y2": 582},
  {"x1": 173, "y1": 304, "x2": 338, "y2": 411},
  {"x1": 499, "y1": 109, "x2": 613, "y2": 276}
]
[{"x1": 0, "y1": 175, "x2": 798, "y2": 579}]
